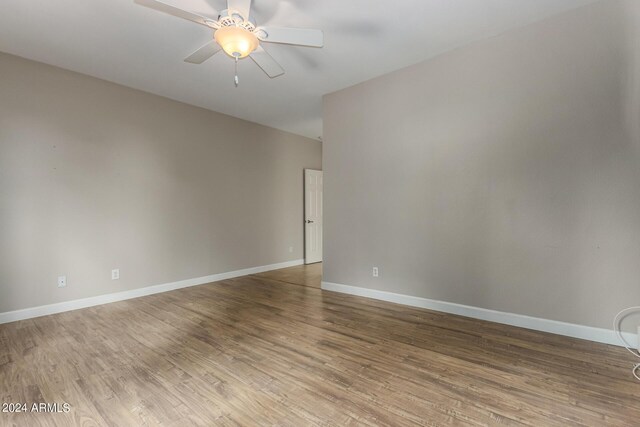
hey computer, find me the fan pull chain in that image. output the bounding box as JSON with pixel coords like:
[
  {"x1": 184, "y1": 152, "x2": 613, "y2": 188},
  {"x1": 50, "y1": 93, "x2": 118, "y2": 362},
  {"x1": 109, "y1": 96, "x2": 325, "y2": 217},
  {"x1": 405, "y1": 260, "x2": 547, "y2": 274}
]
[{"x1": 234, "y1": 57, "x2": 239, "y2": 87}]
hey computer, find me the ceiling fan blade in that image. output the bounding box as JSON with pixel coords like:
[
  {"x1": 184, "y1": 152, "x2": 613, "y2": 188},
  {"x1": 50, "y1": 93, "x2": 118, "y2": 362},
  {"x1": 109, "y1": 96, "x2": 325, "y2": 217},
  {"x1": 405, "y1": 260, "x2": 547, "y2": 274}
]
[
  {"x1": 256, "y1": 27, "x2": 323, "y2": 48},
  {"x1": 227, "y1": 0, "x2": 251, "y2": 20},
  {"x1": 184, "y1": 40, "x2": 221, "y2": 64},
  {"x1": 250, "y1": 45, "x2": 284, "y2": 78},
  {"x1": 135, "y1": 0, "x2": 218, "y2": 28}
]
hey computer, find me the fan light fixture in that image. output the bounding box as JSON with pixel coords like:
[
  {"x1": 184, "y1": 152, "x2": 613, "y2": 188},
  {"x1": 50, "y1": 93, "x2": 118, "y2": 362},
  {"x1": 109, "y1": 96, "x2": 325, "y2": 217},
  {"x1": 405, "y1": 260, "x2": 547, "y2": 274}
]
[
  {"x1": 214, "y1": 27, "x2": 258, "y2": 59},
  {"x1": 135, "y1": 0, "x2": 324, "y2": 86}
]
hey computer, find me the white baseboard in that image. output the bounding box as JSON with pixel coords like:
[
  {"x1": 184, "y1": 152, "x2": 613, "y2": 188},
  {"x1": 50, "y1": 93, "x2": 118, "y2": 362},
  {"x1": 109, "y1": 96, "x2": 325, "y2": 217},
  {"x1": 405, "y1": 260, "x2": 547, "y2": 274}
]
[
  {"x1": 0, "y1": 259, "x2": 304, "y2": 325},
  {"x1": 321, "y1": 281, "x2": 637, "y2": 348}
]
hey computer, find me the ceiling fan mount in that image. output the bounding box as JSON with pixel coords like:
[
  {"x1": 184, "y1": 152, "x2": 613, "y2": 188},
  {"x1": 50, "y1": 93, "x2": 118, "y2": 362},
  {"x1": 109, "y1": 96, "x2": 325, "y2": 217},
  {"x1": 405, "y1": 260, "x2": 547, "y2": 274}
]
[{"x1": 135, "y1": 0, "x2": 324, "y2": 84}]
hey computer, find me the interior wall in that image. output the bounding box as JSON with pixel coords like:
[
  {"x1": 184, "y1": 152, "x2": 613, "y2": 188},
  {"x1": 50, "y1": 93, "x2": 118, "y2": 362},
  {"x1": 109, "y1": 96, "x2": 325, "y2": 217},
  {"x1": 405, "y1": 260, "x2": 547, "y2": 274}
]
[
  {"x1": 323, "y1": 0, "x2": 640, "y2": 330},
  {"x1": 0, "y1": 52, "x2": 321, "y2": 313}
]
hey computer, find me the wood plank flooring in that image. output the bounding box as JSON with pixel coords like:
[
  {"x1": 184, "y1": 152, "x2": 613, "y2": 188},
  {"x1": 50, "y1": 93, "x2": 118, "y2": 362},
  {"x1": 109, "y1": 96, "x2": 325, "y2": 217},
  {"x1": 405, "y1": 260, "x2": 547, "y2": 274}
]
[
  {"x1": 1, "y1": 264, "x2": 639, "y2": 426},
  {"x1": 252, "y1": 262, "x2": 322, "y2": 288}
]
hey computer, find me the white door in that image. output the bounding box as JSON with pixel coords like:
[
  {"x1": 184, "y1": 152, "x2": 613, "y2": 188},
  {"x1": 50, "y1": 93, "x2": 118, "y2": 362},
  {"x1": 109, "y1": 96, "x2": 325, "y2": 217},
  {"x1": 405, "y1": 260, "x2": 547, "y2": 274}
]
[{"x1": 304, "y1": 169, "x2": 323, "y2": 264}]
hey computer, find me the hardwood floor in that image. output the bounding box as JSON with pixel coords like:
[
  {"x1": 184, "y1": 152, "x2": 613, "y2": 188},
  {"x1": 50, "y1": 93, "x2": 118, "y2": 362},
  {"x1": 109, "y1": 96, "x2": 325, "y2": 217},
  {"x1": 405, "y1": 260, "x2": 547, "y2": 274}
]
[
  {"x1": 252, "y1": 262, "x2": 322, "y2": 288},
  {"x1": 1, "y1": 265, "x2": 639, "y2": 426}
]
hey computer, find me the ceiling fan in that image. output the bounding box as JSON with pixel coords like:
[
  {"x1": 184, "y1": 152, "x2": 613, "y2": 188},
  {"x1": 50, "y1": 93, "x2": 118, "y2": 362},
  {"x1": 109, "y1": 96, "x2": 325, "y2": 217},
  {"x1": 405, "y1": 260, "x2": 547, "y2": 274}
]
[{"x1": 134, "y1": 0, "x2": 323, "y2": 86}]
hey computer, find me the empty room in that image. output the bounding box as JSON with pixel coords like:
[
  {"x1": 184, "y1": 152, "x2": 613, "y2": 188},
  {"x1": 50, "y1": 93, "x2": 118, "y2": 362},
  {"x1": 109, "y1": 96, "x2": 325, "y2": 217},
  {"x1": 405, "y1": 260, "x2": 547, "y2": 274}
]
[{"x1": 2, "y1": 0, "x2": 640, "y2": 425}]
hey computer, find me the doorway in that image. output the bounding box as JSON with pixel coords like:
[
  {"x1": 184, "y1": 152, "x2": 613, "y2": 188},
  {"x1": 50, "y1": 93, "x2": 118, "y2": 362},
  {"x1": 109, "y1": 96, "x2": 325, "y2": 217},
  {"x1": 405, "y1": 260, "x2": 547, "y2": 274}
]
[{"x1": 304, "y1": 169, "x2": 323, "y2": 264}]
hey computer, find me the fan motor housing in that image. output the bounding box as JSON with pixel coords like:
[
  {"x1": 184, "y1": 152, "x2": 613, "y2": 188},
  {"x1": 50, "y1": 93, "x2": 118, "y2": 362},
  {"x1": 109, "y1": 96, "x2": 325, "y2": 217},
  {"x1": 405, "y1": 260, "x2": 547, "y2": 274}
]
[{"x1": 217, "y1": 9, "x2": 256, "y2": 32}]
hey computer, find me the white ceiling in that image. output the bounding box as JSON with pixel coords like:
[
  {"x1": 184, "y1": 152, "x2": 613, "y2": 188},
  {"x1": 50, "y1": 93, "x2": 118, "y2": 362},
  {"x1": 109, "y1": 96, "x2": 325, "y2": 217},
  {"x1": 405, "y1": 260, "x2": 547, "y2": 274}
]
[{"x1": 0, "y1": 0, "x2": 598, "y2": 139}]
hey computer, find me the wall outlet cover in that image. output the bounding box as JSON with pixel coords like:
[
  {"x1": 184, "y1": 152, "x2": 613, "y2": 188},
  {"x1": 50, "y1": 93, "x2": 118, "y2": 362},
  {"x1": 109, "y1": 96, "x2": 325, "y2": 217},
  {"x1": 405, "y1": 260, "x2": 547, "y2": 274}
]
[
  {"x1": 111, "y1": 269, "x2": 120, "y2": 280},
  {"x1": 57, "y1": 276, "x2": 66, "y2": 288}
]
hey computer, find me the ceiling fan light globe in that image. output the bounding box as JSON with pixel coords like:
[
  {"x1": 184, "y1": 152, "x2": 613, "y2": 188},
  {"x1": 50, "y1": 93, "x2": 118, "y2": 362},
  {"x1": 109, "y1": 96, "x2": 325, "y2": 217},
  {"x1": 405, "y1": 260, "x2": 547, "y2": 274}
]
[{"x1": 214, "y1": 26, "x2": 258, "y2": 59}]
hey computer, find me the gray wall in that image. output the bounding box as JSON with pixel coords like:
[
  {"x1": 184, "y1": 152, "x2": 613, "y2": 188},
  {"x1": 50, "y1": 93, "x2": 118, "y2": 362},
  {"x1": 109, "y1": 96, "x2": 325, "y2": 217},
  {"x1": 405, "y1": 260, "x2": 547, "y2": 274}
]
[
  {"x1": 0, "y1": 52, "x2": 321, "y2": 313},
  {"x1": 323, "y1": 0, "x2": 640, "y2": 330}
]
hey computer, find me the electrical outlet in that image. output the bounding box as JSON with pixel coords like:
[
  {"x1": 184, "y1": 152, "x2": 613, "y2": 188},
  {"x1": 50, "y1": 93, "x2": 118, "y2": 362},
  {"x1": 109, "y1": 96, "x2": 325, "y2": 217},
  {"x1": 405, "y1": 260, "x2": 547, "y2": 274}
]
[
  {"x1": 289, "y1": 246, "x2": 294, "y2": 253},
  {"x1": 372, "y1": 267, "x2": 379, "y2": 277},
  {"x1": 57, "y1": 276, "x2": 66, "y2": 288},
  {"x1": 111, "y1": 269, "x2": 120, "y2": 280}
]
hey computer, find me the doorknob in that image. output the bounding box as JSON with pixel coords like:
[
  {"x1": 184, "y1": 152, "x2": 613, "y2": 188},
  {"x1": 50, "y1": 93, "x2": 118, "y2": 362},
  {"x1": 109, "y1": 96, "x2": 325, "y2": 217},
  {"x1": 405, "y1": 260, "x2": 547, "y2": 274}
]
[{"x1": 305, "y1": 220, "x2": 314, "y2": 224}]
